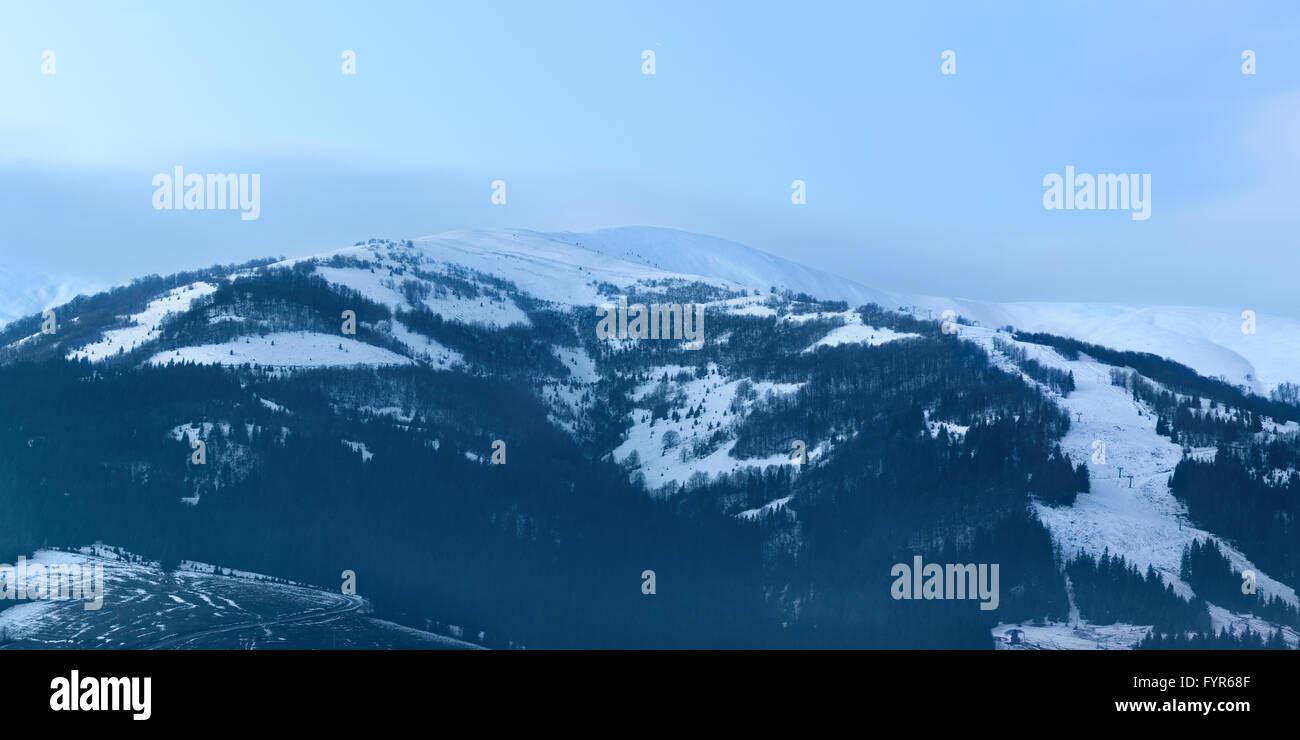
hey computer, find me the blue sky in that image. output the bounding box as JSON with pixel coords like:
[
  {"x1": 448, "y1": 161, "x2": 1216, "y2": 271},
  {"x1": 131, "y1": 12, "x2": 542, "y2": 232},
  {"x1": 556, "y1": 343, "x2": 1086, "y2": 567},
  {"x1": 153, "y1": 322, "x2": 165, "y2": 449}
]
[{"x1": 3, "y1": 1, "x2": 1299, "y2": 314}]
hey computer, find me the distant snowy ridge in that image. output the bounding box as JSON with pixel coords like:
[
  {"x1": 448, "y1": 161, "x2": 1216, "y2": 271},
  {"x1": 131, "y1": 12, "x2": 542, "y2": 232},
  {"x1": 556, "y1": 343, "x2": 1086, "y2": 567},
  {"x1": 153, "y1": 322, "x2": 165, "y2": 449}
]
[
  {"x1": 526, "y1": 227, "x2": 1298, "y2": 395},
  {"x1": 922, "y1": 298, "x2": 1300, "y2": 397},
  {"x1": 548, "y1": 227, "x2": 903, "y2": 308},
  {"x1": 12, "y1": 226, "x2": 1300, "y2": 394},
  {"x1": 0, "y1": 263, "x2": 95, "y2": 329}
]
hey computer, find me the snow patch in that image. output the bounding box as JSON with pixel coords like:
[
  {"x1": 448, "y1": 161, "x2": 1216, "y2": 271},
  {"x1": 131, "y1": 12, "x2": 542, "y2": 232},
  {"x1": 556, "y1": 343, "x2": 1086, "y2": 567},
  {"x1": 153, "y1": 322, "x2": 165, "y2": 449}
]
[
  {"x1": 147, "y1": 331, "x2": 413, "y2": 369},
  {"x1": 68, "y1": 282, "x2": 217, "y2": 362}
]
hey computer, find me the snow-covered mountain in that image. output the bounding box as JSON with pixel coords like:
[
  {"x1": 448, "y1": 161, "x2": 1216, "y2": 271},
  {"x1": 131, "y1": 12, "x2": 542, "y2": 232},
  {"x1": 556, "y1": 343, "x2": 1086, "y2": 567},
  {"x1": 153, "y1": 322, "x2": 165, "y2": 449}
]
[
  {"x1": 5, "y1": 226, "x2": 1295, "y2": 397},
  {"x1": 4, "y1": 226, "x2": 1299, "y2": 650},
  {"x1": 534, "y1": 227, "x2": 1300, "y2": 396}
]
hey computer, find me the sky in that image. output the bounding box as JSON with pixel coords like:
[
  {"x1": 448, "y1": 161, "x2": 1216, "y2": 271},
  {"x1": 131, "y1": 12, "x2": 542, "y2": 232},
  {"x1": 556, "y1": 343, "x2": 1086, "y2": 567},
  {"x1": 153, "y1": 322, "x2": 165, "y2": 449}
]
[{"x1": 2, "y1": 1, "x2": 1299, "y2": 315}]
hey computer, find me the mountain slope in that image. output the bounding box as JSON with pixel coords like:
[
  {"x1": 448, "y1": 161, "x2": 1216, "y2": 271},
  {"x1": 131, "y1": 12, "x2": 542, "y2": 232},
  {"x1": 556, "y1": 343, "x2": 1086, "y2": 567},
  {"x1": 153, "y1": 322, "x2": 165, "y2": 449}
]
[
  {"x1": 960, "y1": 323, "x2": 1299, "y2": 648},
  {"x1": 6, "y1": 227, "x2": 1297, "y2": 395},
  {"x1": 524, "y1": 227, "x2": 1300, "y2": 396},
  {"x1": 2, "y1": 226, "x2": 1298, "y2": 649}
]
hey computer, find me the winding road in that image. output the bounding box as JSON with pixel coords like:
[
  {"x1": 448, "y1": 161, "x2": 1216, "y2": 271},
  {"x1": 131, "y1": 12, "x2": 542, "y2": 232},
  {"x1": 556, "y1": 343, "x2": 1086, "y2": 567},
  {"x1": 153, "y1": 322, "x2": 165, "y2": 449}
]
[{"x1": 145, "y1": 593, "x2": 363, "y2": 650}]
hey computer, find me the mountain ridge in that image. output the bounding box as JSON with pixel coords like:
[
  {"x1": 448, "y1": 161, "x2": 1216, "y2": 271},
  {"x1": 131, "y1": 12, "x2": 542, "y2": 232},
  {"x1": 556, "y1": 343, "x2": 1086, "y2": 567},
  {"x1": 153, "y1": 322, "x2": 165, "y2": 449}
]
[{"x1": 4, "y1": 226, "x2": 1297, "y2": 396}]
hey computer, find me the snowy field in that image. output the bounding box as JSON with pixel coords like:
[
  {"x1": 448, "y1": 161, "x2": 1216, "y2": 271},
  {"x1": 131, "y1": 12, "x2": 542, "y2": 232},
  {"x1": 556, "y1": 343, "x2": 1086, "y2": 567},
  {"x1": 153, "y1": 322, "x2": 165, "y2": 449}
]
[
  {"x1": 147, "y1": 331, "x2": 413, "y2": 368},
  {"x1": 612, "y1": 363, "x2": 804, "y2": 492}
]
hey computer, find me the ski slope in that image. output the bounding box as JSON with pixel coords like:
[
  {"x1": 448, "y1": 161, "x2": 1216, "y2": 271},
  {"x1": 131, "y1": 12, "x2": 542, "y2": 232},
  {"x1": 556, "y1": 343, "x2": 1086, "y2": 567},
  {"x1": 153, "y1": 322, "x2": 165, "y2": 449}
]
[{"x1": 961, "y1": 324, "x2": 1299, "y2": 645}]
